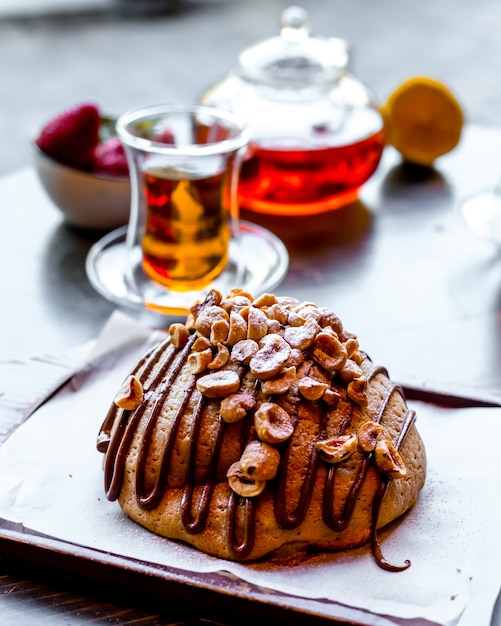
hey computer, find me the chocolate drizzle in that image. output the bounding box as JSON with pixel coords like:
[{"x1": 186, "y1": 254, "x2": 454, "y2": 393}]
[
  {"x1": 181, "y1": 393, "x2": 223, "y2": 534},
  {"x1": 98, "y1": 339, "x2": 418, "y2": 568}
]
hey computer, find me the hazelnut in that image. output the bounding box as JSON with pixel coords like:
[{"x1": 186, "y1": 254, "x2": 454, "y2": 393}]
[
  {"x1": 347, "y1": 377, "x2": 367, "y2": 404},
  {"x1": 220, "y1": 392, "x2": 256, "y2": 423},
  {"x1": 252, "y1": 293, "x2": 278, "y2": 308},
  {"x1": 374, "y1": 439, "x2": 407, "y2": 479},
  {"x1": 344, "y1": 337, "x2": 359, "y2": 358},
  {"x1": 228, "y1": 288, "x2": 254, "y2": 300},
  {"x1": 339, "y1": 359, "x2": 363, "y2": 382},
  {"x1": 254, "y1": 402, "x2": 294, "y2": 444},
  {"x1": 193, "y1": 336, "x2": 211, "y2": 352},
  {"x1": 310, "y1": 332, "x2": 348, "y2": 372},
  {"x1": 357, "y1": 421, "x2": 383, "y2": 452},
  {"x1": 283, "y1": 318, "x2": 319, "y2": 350},
  {"x1": 322, "y1": 388, "x2": 341, "y2": 406},
  {"x1": 287, "y1": 311, "x2": 306, "y2": 327},
  {"x1": 294, "y1": 303, "x2": 322, "y2": 323},
  {"x1": 249, "y1": 334, "x2": 291, "y2": 380},
  {"x1": 261, "y1": 366, "x2": 296, "y2": 395},
  {"x1": 316, "y1": 434, "x2": 358, "y2": 464},
  {"x1": 168, "y1": 323, "x2": 190, "y2": 349},
  {"x1": 187, "y1": 348, "x2": 212, "y2": 374},
  {"x1": 210, "y1": 318, "x2": 230, "y2": 345},
  {"x1": 196, "y1": 370, "x2": 240, "y2": 398},
  {"x1": 114, "y1": 375, "x2": 143, "y2": 410},
  {"x1": 297, "y1": 376, "x2": 329, "y2": 401},
  {"x1": 226, "y1": 311, "x2": 248, "y2": 346},
  {"x1": 263, "y1": 303, "x2": 288, "y2": 324},
  {"x1": 189, "y1": 288, "x2": 222, "y2": 317},
  {"x1": 195, "y1": 305, "x2": 229, "y2": 338},
  {"x1": 227, "y1": 462, "x2": 266, "y2": 498},
  {"x1": 220, "y1": 295, "x2": 252, "y2": 314},
  {"x1": 286, "y1": 348, "x2": 305, "y2": 367},
  {"x1": 207, "y1": 342, "x2": 230, "y2": 370},
  {"x1": 231, "y1": 339, "x2": 259, "y2": 365},
  {"x1": 247, "y1": 306, "x2": 269, "y2": 342},
  {"x1": 239, "y1": 440, "x2": 280, "y2": 481}
]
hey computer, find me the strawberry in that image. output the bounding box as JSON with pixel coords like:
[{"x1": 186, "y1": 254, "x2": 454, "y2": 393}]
[
  {"x1": 92, "y1": 137, "x2": 129, "y2": 175},
  {"x1": 36, "y1": 103, "x2": 100, "y2": 168}
]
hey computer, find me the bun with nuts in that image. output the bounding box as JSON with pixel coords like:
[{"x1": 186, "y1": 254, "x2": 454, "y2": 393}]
[{"x1": 97, "y1": 290, "x2": 426, "y2": 569}]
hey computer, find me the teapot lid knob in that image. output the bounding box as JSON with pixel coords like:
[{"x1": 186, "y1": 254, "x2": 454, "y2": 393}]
[{"x1": 280, "y1": 6, "x2": 311, "y2": 42}]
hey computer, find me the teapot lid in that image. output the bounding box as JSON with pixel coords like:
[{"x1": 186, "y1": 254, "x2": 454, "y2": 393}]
[{"x1": 237, "y1": 6, "x2": 350, "y2": 88}]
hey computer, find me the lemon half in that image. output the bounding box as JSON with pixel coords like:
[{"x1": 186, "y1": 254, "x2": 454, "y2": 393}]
[{"x1": 381, "y1": 76, "x2": 464, "y2": 166}]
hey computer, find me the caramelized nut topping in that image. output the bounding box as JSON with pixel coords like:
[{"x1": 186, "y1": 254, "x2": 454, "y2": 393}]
[
  {"x1": 317, "y1": 307, "x2": 344, "y2": 335},
  {"x1": 316, "y1": 434, "x2": 358, "y2": 464},
  {"x1": 266, "y1": 318, "x2": 282, "y2": 335},
  {"x1": 263, "y1": 303, "x2": 288, "y2": 324},
  {"x1": 190, "y1": 288, "x2": 222, "y2": 317},
  {"x1": 220, "y1": 295, "x2": 252, "y2": 314},
  {"x1": 114, "y1": 375, "x2": 143, "y2": 410},
  {"x1": 351, "y1": 350, "x2": 365, "y2": 365},
  {"x1": 347, "y1": 377, "x2": 367, "y2": 404},
  {"x1": 294, "y1": 303, "x2": 322, "y2": 323},
  {"x1": 168, "y1": 323, "x2": 190, "y2": 349},
  {"x1": 297, "y1": 376, "x2": 329, "y2": 401},
  {"x1": 228, "y1": 288, "x2": 254, "y2": 300},
  {"x1": 188, "y1": 348, "x2": 212, "y2": 374},
  {"x1": 374, "y1": 439, "x2": 407, "y2": 479},
  {"x1": 220, "y1": 392, "x2": 256, "y2": 423},
  {"x1": 339, "y1": 359, "x2": 363, "y2": 382},
  {"x1": 231, "y1": 339, "x2": 259, "y2": 365},
  {"x1": 249, "y1": 334, "x2": 291, "y2": 380},
  {"x1": 284, "y1": 318, "x2": 319, "y2": 350},
  {"x1": 247, "y1": 307, "x2": 269, "y2": 342},
  {"x1": 210, "y1": 318, "x2": 230, "y2": 345},
  {"x1": 310, "y1": 332, "x2": 348, "y2": 372},
  {"x1": 193, "y1": 336, "x2": 211, "y2": 352},
  {"x1": 254, "y1": 402, "x2": 294, "y2": 444},
  {"x1": 195, "y1": 305, "x2": 229, "y2": 338},
  {"x1": 196, "y1": 370, "x2": 240, "y2": 398},
  {"x1": 208, "y1": 343, "x2": 230, "y2": 370},
  {"x1": 287, "y1": 311, "x2": 306, "y2": 327},
  {"x1": 261, "y1": 366, "x2": 296, "y2": 395},
  {"x1": 239, "y1": 440, "x2": 280, "y2": 481},
  {"x1": 358, "y1": 421, "x2": 383, "y2": 452},
  {"x1": 226, "y1": 311, "x2": 248, "y2": 346},
  {"x1": 252, "y1": 293, "x2": 278, "y2": 308},
  {"x1": 227, "y1": 462, "x2": 266, "y2": 498},
  {"x1": 322, "y1": 388, "x2": 341, "y2": 406},
  {"x1": 344, "y1": 337, "x2": 359, "y2": 358}
]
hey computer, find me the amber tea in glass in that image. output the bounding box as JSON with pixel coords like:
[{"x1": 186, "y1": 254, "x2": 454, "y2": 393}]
[
  {"x1": 142, "y1": 163, "x2": 231, "y2": 291},
  {"x1": 117, "y1": 104, "x2": 249, "y2": 295}
]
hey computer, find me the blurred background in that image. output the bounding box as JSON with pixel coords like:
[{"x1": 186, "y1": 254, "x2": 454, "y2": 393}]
[{"x1": 1, "y1": 0, "x2": 501, "y2": 176}]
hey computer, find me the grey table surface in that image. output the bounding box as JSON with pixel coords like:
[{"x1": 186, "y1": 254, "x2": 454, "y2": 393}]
[{"x1": 1, "y1": 1, "x2": 501, "y2": 624}]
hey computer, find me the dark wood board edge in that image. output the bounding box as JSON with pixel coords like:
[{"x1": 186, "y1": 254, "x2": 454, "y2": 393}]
[{"x1": 0, "y1": 525, "x2": 358, "y2": 626}]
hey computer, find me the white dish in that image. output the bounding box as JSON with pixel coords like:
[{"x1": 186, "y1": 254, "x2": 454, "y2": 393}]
[
  {"x1": 32, "y1": 144, "x2": 131, "y2": 231},
  {"x1": 85, "y1": 221, "x2": 289, "y2": 314},
  {"x1": 456, "y1": 191, "x2": 501, "y2": 245}
]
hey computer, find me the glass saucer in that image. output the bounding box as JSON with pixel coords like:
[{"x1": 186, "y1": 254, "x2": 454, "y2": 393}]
[
  {"x1": 85, "y1": 221, "x2": 289, "y2": 315},
  {"x1": 456, "y1": 191, "x2": 501, "y2": 245}
]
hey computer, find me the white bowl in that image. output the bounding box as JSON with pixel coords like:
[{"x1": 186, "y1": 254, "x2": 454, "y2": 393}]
[{"x1": 32, "y1": 144, "x2": 131, "y2": 231}]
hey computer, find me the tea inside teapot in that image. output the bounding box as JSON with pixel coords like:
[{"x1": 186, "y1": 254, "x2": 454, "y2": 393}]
[{"x1": 202, "y1": 6, "x2": 385, "y2": 215}]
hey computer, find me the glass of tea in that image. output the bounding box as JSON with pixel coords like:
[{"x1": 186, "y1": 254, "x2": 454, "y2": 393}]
[{"x1": 116, "y1": 104, "x2": 249, "y2": 300}]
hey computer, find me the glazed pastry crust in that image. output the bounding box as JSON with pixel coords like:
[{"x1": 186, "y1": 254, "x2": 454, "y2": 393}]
[{"x1": 99, "y1": 291, "x2": 426, "y2": 562}]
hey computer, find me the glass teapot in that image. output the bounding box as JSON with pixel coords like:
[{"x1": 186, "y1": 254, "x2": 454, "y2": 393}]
[{"x1": 202, "y1": 6, "x2": 385, "y2": 216}]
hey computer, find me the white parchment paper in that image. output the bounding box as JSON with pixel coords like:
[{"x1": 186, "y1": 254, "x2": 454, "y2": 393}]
[{"x1": 0, "y1": 312, "x2": 500, "y2": 626}]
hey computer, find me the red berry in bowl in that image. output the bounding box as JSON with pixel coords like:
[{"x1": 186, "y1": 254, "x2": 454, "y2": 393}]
[
  {"x1": 35, "y1": 103, "x2": 100, "y2": 168},
  {"x1": 93, "y1": 137, "x2": 129, "y2": 175}
]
